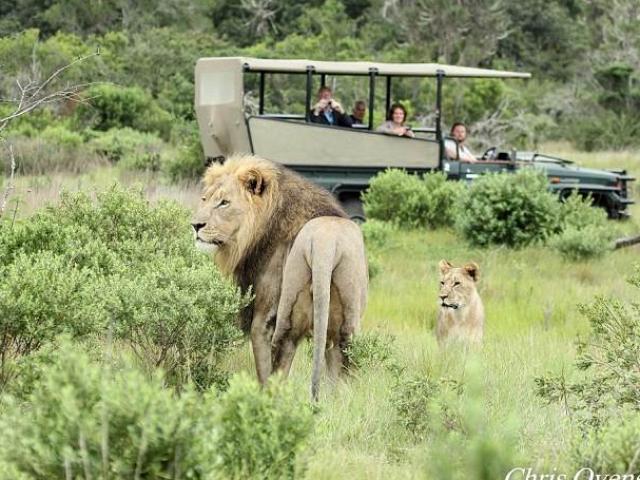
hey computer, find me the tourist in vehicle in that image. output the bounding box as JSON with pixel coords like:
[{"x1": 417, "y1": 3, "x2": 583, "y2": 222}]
[
  {"x1": 445, "y1": 122, "x2": 478, "y2": 162},
  {"x1": 350, "y1": 100, "x2": 367, "y2": 125},
  {"x1": 310, "y1": 86, "x2": 353, "y2": 127},
  {"x1": 376, "y1": 103, "x2": 415, "y2": 138}
]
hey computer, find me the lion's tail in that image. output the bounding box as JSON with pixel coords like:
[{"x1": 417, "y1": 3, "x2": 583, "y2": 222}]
[{"x1": 310, "y1": 238, "x2": 335, "y2": 402}]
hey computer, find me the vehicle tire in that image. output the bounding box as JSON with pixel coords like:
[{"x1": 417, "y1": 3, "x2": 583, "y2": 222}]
[{"x1": 341, "y1": 197, "x2": 366, "y2": 224}]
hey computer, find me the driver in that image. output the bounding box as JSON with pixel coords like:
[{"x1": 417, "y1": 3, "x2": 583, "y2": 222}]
[{"x1": 445, "y1": 122, "x2": 478, "y2": 163}]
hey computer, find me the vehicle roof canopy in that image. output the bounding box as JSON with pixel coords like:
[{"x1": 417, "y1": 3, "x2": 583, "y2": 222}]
[{"x1": 209, "y1": 57, "x2": 531, "y2": 78}]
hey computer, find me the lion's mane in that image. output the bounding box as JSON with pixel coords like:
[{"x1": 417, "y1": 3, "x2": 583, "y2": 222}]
[{"x1": 202, "y1": 155, "x2": 347, "y2": 331}]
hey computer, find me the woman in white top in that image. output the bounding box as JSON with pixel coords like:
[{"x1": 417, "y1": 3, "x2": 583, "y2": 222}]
[
  {"x1": 376, "y1": 103, "x2": 415, "y2": 138},
  {"x1": 444, "y1": 122, "x2": 478, "y2": 162}
]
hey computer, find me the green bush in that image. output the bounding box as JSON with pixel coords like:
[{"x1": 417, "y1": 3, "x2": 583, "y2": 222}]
[
  {"x1": 456, "y1": 169, "x2": 561, "y2": 247},
  {"x1": 40, "y1": 125, "x2": 84, "y2": 148},
  {"x1": 76, "y1": 84, "x2": 174, "y2": 139},
  {"x1": 360, "y1": 219, "x2": 395, "y2": 251},
  {"x1": 363, "y1": 169, "x2": 465, "y2": 229},
  {"x1": 0, "y1": 342, "x2": 218, "y2": 479},
  {"x1": 535, "y1": 265, "x2": 640, "y2": 427},
  {"x1": 550, "y1": 224, "x2": 612, "y2": 261},
  {"x1": 162, "y1": 126, "x2": 206, "y2": 183},
  {"x1": 89, "y1": 127, "x2": 165, "y2": 172},
  {"x1": 550, "y1": 194, "x2": 613, "y2": 261},
  {"x1": 573, "y1": 410, "x2": 640, "y2": 476},
  {"x1": 213, "y1": 373, "x2": 314, "y2": 479},
  {"x1": 0, "y1": 185, "x2": 246, "y2": 391}
]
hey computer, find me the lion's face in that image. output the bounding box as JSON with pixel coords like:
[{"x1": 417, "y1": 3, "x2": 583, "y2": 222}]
[
  {"x1": 191, "y1": 159, "x2": 277, "y2": 272},
  {"x1": 192, "y1": 174, "x2": 247, "y2": 254},
  {"x1": 438, "y1": 260, "x2": 479, "y2": 310}
]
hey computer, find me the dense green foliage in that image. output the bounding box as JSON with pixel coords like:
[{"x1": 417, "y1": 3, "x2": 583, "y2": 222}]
[
  {"x1": 455, "y1": 169, "x2": 560, "y2": 247},
  {"x1": 213, "y1": 373, "x2": 314, "y2": 479},
  {"x1": 0, "y1": 185, "x2": 247, "y2": 390},
  {"x1": 88, "y1": 127, "x2": 165, "y2": 172},
  {"x1": 363, "y1": 170, "x2": 465, "y2": 229},
  {"x1": 1, "y1": 0, "x2": 639, "y2": 184},
  {"x1": 0, "y1": 342, "x2": 314, "y2": 479},
  {"x1": 550, "y1": 194, "x2": 614, "y2": 260},
  {"x1": 0, "y1": 342, "x2": 217, "y2": 479}
]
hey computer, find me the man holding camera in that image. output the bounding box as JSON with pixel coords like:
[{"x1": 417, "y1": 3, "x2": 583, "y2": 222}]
[{"x1": 310, "y1": 86, "x2": 353, "y2": 128}]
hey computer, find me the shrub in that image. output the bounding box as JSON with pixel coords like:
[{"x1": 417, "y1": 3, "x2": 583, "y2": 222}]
[
  {"x1": 76, "y1": 84, "x2": 173, "y2": 139},
  {"x1": 344, "y1": 330, "x2": 399, "y2": 371},
  {"x1": 535, "y1": 265, "x2": 640, "y2": 428},
  {"x1": 550, "y1": 224, "x2": 612, "y2": 261},
  {"x1": 363, "y1": 169, "x2": 465, "y2": 229},
  {"x1": 573, "y1": 410, "x2": 640, "y2": 476},
  {"x1": 360, "y1": 219, "x2": 395, "y2": 251},
  {"x1": 391, "y1": 374, "x2": 461, "y2": 438},
  {"x1": 89, "y1": 127, "x2": 166, "y2": 172},
  {"x1": 213, "y1": 373, "x2": 314, "y2": 479},
  {"x1": 40, "y1": 125, "x2": 84, "y2": 148},
  {"x1": 162, "y1": 126, "x2": 206, "y2": 183},
  {"x1": 0, "y1": 185, "x2": 246, "y2": 391},
  {"x1": 456, "y1": 168, "x2": 561, "y2": 247},
  {"x1": 550, "y1": 194, "x2": 613, "y2": 261},
  {"x1": 0, "y1": 342, "x2": 218, "y2": 478},
  {"x1": 0, "y1": 252, "x2": 95, "y2": 386}
]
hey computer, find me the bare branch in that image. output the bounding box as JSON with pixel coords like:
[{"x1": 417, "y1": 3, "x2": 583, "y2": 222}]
[{"x1": 0, "y1": 49, "x2": 100, "y2": 134}]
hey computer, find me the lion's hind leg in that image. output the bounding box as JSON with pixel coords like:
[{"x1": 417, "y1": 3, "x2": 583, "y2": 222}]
[{"x1": 271, "y1": 248, "x2": 311, "y2": 375}]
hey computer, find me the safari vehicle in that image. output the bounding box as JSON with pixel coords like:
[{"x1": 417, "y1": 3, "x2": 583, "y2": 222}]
[{"x1": 194, "y1": 57, "x2": 634, "y2": 220}]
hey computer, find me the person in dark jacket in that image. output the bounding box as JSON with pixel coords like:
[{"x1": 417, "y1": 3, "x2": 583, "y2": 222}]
[{"x1": 310, "y1": 86, "x2": 353, "y2": 128}]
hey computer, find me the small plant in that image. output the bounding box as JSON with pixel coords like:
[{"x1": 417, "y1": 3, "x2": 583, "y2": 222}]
[
  {"x1": 550, "y1": 194, "x2": 613, "y2": 261},
  {"x1": 213, "y1": 373, "x2": 314, "y2": 479},
  {"x1": 391, "y1": 373, "x2": 462, "y2": 439},
  {"x1": 344, "y1": 330, "x2": 398, "y2": 371},
  {"x1": 456, "y1": 169, "x2": 561, "y2": 247}
]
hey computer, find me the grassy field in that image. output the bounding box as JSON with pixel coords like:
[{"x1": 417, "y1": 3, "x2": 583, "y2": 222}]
[{"x1": 3, "y1": 147, "x2": 640, "y2": 478}]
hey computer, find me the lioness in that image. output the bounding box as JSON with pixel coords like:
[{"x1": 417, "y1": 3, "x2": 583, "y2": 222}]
[
  {"x1": 436, "y1": 260, "x2": 484, "y2": 345},
  {"x1": 191, "y1": 155, "x2": 368, "y2": 400}
]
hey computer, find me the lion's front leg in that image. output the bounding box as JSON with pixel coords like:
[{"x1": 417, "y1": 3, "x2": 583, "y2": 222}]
[{"x1": 251, "y1": 310, "x2": 275, "y2": 385}]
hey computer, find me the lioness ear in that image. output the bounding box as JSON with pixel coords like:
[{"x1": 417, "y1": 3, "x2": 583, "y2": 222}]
[
  {"x1": 464, "y1": 262, "x2": 480, "y2": 282},
  {"x1": 439, "y1": 259, "x2": 453, "y2": 274},
  {"x1": 241, "y1": 168, "x2": 266, "y2": 195}
]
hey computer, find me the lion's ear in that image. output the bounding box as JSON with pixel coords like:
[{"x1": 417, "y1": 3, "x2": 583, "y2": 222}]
[
  {"x1": 464, "y1": 262, "x2": 480, "y2": 282},
  {"x1": 439, "y1": 259, "x2": 453, "y2": 274},
  {"x1": 241, "y1": 168, "x2": 267, "y2": 195}
]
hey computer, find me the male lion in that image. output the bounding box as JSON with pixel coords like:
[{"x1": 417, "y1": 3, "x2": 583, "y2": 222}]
[
  {"x1": 436, "y1": 260, "x2": 484, "y2": 345},
  {"x1": 191, "y1": 155, "x2": 368, "y2": 400}
]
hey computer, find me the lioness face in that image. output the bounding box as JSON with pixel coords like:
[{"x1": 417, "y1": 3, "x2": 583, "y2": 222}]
[
  {"x1": 191, "y1": 174, "x2": 255, "y2": 254},
  {"x1": 438, "y1": 260, "x2": 479, "y2": 310}
]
